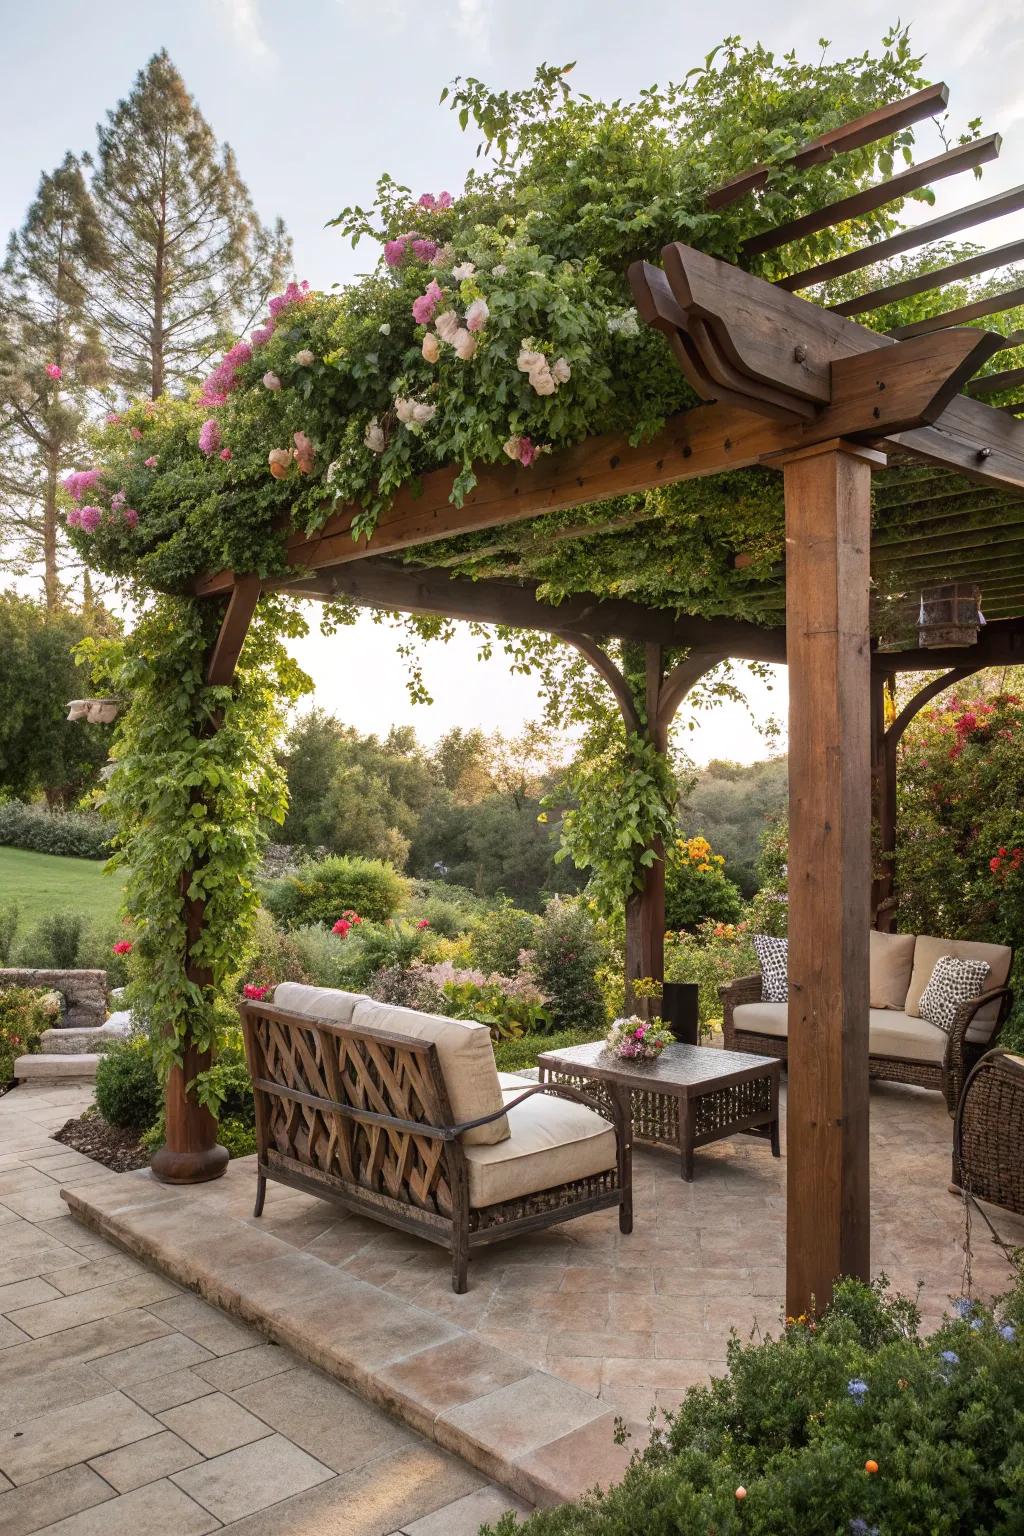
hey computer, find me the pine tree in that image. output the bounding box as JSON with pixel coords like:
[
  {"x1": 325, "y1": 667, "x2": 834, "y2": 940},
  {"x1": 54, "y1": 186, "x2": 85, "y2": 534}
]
[
  {"x1": 0, "y1": 153, "x2": 108, "y2": 608},
  {"x1": 89, "y1": 51, "x2": 291, "y2": 399}
]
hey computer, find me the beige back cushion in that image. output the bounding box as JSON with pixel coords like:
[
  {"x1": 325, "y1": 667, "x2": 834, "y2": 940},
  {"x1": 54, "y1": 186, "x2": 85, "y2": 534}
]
[
  {"x1": 272, "y1": 982, "x2": 365, "y2": 1027},
  {"x1": 351, "y1": 998, "x2": 508, "y2": 1147},
  {"x1": 905, "y1": 937, "x2": 1012, "y2": 1024},
  {"x1": 869, "y1": 931, "x2": 917, "y2": 1010}
]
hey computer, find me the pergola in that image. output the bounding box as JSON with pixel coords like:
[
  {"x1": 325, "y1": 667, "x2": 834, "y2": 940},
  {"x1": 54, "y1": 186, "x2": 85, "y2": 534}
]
[{"x1": 171, "y1": 81, "x2": 1024, "y2": 1316}]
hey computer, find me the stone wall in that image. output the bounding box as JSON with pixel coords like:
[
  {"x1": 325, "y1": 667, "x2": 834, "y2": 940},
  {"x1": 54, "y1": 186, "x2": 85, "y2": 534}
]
[{"x1": 0, "y1": 968, "x2": 107, "y2": 1028}]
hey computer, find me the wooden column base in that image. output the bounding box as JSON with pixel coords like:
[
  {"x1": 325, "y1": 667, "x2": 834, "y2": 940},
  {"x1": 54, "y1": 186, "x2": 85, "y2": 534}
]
[
  {"x1": 150, "y1": 1052, "x2": 230, "y2": 1186},
  {"x1": 150, "y1": 1140, "x2": 229, "y2": 1185}
]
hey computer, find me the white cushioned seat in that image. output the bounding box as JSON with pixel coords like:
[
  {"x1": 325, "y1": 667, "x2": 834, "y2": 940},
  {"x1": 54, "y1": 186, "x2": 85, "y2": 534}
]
[
  {"x1": 905, "y1": 936, "x2": 1011, "y2": 1026},
  {"x1": 273, "y1": 982, "x2": 366, "y2": 1027},
  {"x1": 733, "y1": 1001, "x2": 948, "y2": 1064},
  {"x1": 463, "y1": 1087, "x2": 616, "y2": 1208},
  {"x1": 351, "y1": 998, "x2": 509, "y2": 1146}
]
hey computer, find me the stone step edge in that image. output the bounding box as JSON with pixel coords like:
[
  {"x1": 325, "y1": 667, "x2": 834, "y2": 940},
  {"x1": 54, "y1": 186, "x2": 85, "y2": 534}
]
[
  {"x1": 61, "y1": 1184, "x2": 634, "y2": 1508},
  {"x1": 14, "y1": 1053, "x2": 100, "y2": 1080}
]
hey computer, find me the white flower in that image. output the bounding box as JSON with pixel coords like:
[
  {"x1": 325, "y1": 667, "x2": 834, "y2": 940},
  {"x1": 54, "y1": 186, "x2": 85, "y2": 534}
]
[
  {"x1": 435, "y1": 310, "x2": 461, "y2": 345},
  {"x1": 607, "y1": 309, "x2": 640, "y2": 338},
  {"x1": 452, "y1": 328, "x2": 478, "y2": 361},
  {"x1": 262, "y1": 371, "x2": 282, "y2": 391},
  {"x1": 378, "y1": 322, "x2": 391, "y2": 336},
  {"x1": 529, "y1": 364, "x2": 556, "y2": 395},
  {"x1": 551, "y1": 356, "x2": 571, "y2": 385},
  {"x1": 492, "y1": 263, "x2": 507, "y2": 277},
  {"x1": 452, "y1": 261, "x2": 476, "y2": 280},
  {"x1": 395, "y1": 397, "x2": 417, "y2": 425},
  {"x1": 503, "y1": 435, "x2": 522, "y2": 460},
  {"x1": 326, "y1": 459, "x2": 342, "y2": 483},
  {"x1": 430, "y1": 243, "x2": 454, "y2": 268},
  {"x1": 364, "y1": 418, "x2": 385, "y2": 454},
  {"x1": 465, "y1": 298, "x2": 489, "y2": 333},
  {"x1": 517, "y1": 344, "x2": 546, "y2": 374},
  {"x1": 292, "y1": 349, "x2": 315, "y2": 367},
  {"x1": 422, "y1": 332, "x2": 440, "y2": 363},
  {"x1": 412, "y1": 401, "x2": 436, "y2": 425}
]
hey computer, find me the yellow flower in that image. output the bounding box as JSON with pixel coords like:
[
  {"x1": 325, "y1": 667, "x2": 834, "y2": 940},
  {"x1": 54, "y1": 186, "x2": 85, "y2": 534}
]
[
  {"x1": 536, "y1": 812, "x2": 548, "y2": 823},
  {"x1": 698, "y1": 863, "x2": 712, "y2": 873}
]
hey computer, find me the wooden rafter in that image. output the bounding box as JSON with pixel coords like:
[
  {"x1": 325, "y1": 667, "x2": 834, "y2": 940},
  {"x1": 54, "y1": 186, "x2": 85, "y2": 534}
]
[
  {"x1": 888, "y1": 286, "x2": 1024, "y2": 340},
  {"x1": 833, "y1": 239, "x2": 1024, "y2": 319}
]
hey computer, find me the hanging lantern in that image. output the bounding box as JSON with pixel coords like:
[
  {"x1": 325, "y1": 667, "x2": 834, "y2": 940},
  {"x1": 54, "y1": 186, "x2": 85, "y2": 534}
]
[
  {"x1": 66, "y1": 697, "x2": 122, "y2": 724},
  {"x1": 917, "y1": 583, "x2": 983, "y2": 649}
]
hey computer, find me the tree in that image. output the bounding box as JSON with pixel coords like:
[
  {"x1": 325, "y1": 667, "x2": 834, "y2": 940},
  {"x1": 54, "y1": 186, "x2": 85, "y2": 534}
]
[
  {"x1": 0, "y1": 155, "x2": 107, "y2": 607},
  {"x1": 0, "y1": 590, "x2": 116, "y2": 804},
  {"x1": 89, "y1": 51, "x2": 291, "y2": 399},
  {"x1": 683, "y1": 756, "x2": 789, "y2": 893}
]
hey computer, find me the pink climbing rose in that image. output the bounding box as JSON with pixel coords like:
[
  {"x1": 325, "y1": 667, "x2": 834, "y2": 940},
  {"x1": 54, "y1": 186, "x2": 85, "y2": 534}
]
[
  {"x1": 105, "y1": 412, "x2": 122, "y2": 425},
  {"x1": 267, "y1": 280, "x2": 311, "y2": 319},
  {"x1": 122, "y1": 507, "x2": 139, "y2": 528},
  {"x1": 412, "y1": 280, "x2": 444, "y2": 326},
  {"x1": 62, "y1": 469, "x2": 101, "y2": 501},
  {"x1": 251, "y1": 324, "x2": 274, "y2": 347},
  {"x1": 263, "y1": 371, "x2": 282, "y2": 391},
  {"x1": 198, "y1": 418, "x2": 222, "y2": 456},
  {"x1": 110, "y1": 490, "x2": 126, "y2": 512},
  {"x1": 219, "y1": 447, "x2": 233, "y2": 461},
  {"x1": 66, "y1": 508, "x2": 82, "y2": 528},
  {"x1": 45, "y1": 363, "x2": 62, "y2": 380},
  {"x1": 79, "y1": 506, "x2": 103, "y2": 533},
  {"x1": 384, "y1": 236, "x2": 409, "y2": 267},
  {"x1": 411, "y1": 238, "x2": 439, "y2": 262}
]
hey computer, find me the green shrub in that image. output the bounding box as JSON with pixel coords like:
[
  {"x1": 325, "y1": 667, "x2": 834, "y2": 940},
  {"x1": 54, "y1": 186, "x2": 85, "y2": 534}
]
[
  {"x1": 264, "y1": 854, "x2": 407, "y2": 929},
  {"x1": 469, "y1": 901, "x2": 541, "y2": 976},
  {"x1": 530, "y1": 898, "x2": 607, "y2": 1034},
  {"x1": 0, "y1": 985, "x2": 59, "y2": 1080},
  {"x1": 94, "y1": 1035, "x2": 162, "y2": 1131},
  {"x1": 665, "y1": 918, "x2": 758, "y2": 1030},
  {"x1": 0, "y1": 901, "x2": 20, "y2": 965},
  {"x1": 485, "y1": 1275, "x2": 1024, "y2": 1536},
  {"x1": 665, "y1": 834, "x2": 744, "y2": 931},
  {"x1": 193, "y1": 1029, "x2": 255, "y2": 1127},
  {"x1": 409, "y1": 896, "x2": 472, "y2": 939},
  {"x1": 218, "y1": 1117, "x2": 257, "y2": 1158},
  {"x1": 19, "y1": 910, "x2": 86, "y2": 970},
  {"x1": 243, "y1": 907, "x2": 316, "y2": 992},
  {"x1": 0, "y1": 799, "x2": 109, "y2": 859},
  {"x1": 492, "y1": 1027, "x2": 598, "y2": 1073}
]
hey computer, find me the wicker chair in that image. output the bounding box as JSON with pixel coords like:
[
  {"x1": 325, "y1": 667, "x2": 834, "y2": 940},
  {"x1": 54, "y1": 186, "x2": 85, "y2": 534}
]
[
  {"x1": 240, "y1": 987, "x2": 632, "y2": 1292},
  {"x1": 721, "y1": 971, "x2": 1013, "y2": 1114},
  {"x1": 953, "y1": 1049, "x2": 1024, "y2": 1214}
]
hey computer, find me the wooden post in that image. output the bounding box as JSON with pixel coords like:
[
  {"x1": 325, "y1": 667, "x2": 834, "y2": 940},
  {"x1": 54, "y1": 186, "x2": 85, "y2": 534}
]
[
  {"x1": 782, "y1": 440, "x2": 875, "y2": 1316},
  {"x1": 151, "y1": 577, "x2": 261, "y2": 1185}
]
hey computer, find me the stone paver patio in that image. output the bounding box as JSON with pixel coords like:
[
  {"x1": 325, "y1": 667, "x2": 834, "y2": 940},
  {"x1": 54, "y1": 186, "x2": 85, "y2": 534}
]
[{"x1": 0, "y1": 1082, "x2": 529, "y2": 1534}]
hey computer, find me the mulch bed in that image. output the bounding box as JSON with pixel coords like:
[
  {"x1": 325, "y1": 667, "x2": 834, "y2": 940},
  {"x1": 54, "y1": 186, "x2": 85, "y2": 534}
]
[{"x1": 53, "y1": 1114, "x2": 151, "y2": 1173}]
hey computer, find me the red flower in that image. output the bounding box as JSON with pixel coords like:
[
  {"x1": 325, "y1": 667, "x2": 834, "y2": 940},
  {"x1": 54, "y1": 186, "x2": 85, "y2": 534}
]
[
  {"x1": 340, "y1": 909, "x2": 362, "y2": 924},
  {"x1": 243, "y1": 983, "x2": 270, "y2": 1001},
  {"x1": 112, "y1": 940, "x2": 133, "y2": 956},
  {"x1": 991, "y1": 856, "x2": 1003, "y2": 873},
  {"x1": 332, "y1": 918, "x2": 352, "y2": 938},
  {"x1": 416, "y1": 918, "x2": 431, "y2": 929}
]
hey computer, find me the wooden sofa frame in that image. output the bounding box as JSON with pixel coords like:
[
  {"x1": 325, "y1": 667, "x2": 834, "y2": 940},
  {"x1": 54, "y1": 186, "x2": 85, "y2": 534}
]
[
  {"x1": 240, "y1": 1000, "x2": 632, "y2": 1292},
  {"x1": 721, "y1": 973, "x2": 1014, "y2": 1113}
]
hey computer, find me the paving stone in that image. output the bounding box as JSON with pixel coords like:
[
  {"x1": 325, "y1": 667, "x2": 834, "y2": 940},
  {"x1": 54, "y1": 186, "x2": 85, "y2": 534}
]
[
  {"x1": 146, "y1": 1293, "x2": 256, "y2": 1355},
  {"x1": 0, "y1": 1464, "x2": 114, "y2": 1536},
  {"x1": 170, "y1": 1432, "x2": 333, "y2": 1523},
  {"x1": 159, "y1": 1390, "x2": 273, "y2": 1457},
  {"x1": 0, "y1": 1184, "x2": 71, "y2": 1221},
  {"x1": 235, "y1": 1365, "x2": 414, "y2": 1472},
  {"x1": 0, "y1": 1276, "x2": 62, "y2": 1312},
  {"x1": 0, "y1": 1309, "x2": 172, "y2": 1387},
  {"x1": 192, "y1": 1343, "x2": 297, "y2": 1392},
  {"x1": 0, "y1": 1362, "x2": 115, "y2": 1427},
  {"x1": 0, "y1": 1315, "x2": 30, "y2": 1348},
  {"x1": 516, "y1": 1411, "x2": 637, "y2": 1504},
  {"x1": 217, "y1": 1442, "x2": 483, "y2": 1536},
  {"x1": 30, "y1": 1477, "x2": 219, "y2": 1535},
  {"x1": 0, "y1": 1166, "x2": 59, "y2": 1196},
  {"x1": 7, "y1": 1270, "x2": 181, "y2": 1338},
  {"x1": 374, "y1": 1335, "x2": 533, "y2": 1432},
  {"x1": 93, "y1": 1331, "x2": 215, "y2": 1388},
  {"x1": 0, "y1": 1389, "x2": 160, "y2": 1485},
  {"x1": 398, "y1": 1483, "x2": 533, "y2": 1536},
  {"x1": 44, "y1": 1254, "x2": 152, "y2": 1295},
  {"x1": 436, "y1": 1371, "x2": 607, "y2": 1488},
  {"x1": 124, "y1": 1368, "x2": 218, "y2": 1414},
  {"x1": 88, "y1": 1428, "x2": 203, "y2": 1492},
  {"x1": 33, "y1": 1217, "x2": 118, "y2": 1258}
]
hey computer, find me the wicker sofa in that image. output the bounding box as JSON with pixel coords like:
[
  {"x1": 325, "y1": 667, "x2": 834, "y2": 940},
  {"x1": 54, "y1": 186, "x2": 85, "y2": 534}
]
[
  {"x1": 953, "y1": 1048, "x2": 1024, "y2": 1214},
  {"x1": 240, "y1": 982, "x2": 632, "y2": 1291},
  {"x1": 721, "y1": 932, "x2": 1014, "y2": 1113}
]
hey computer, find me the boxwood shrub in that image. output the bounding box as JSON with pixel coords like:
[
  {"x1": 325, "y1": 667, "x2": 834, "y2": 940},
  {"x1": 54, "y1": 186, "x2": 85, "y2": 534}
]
[
  {"x1": 263, "y1": 854, "x2": 407, "y2": 928},
  {"x1": 94, "y1": 1036, "x2": 162, "y2": 1130},
  {"x1": 0, "y1": 800, "x2": 109, "y2": 859},
  {"x1": 485, "y1": 1274, "x2": 1024, "y2": 1536}
]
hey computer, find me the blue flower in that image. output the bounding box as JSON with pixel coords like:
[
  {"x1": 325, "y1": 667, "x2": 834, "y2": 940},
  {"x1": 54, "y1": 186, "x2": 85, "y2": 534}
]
[
  {"x1": 999, "y1": 1324, "x2": 1016, "y2": 1342},
  {"x1": 952, "y1": 1297, "x2": 973, "y2": 1319},
  {"x1": 970, "y1": 1318, "x2": 984, "y2": 1331},
  {"x1": 850, "y1": 1521, "x2": 880, "y2": 1536},
  {"x1": 940, "y1": 1350, "x2": 960, "y2": 1365},
  {"x1": 847, "y1": 1378, "x2": 869, "y2": 1403}
]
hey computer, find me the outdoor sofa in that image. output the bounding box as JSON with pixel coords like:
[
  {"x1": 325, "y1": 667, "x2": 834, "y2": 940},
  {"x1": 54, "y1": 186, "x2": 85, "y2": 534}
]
[
  {"x1": 721, "y1": 933, "x2": 1014, "y2": 1113},
  {"x1": 239, "y1": 982, "x2": 632, "y2": 1291}
]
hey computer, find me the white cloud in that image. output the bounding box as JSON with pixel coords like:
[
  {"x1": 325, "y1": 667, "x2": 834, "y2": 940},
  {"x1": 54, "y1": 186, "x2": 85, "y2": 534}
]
[{"x1": 215, "y1": 0, "x2": 275, "y2": 63}]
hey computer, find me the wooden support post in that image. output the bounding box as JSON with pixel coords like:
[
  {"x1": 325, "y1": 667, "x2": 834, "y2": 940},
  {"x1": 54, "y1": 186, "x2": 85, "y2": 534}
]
[
  {"x1": 151, "y1": 577, "x2": 262, "y2": 1186},
  {"x1": 625, "y1": 646, "x2": 668, "y2": 1001},
  {"x1": 782, "y1": 440, "x2": 875, "y2": 1316}
]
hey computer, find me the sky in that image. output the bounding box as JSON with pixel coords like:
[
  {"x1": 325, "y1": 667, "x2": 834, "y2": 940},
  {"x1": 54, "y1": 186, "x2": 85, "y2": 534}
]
[{"x1": 3, "y1": 0, "x2": 1021, "y2": 762}]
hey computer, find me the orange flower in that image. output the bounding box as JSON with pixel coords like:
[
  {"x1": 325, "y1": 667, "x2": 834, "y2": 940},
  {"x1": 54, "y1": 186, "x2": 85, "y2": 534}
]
[{"x1": 865, "y1": 1460, "x2": 879, "y2": 1475}]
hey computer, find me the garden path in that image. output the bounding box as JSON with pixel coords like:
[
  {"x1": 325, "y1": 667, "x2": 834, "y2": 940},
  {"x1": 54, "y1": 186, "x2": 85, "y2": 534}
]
[{"x1": 0, "y1": 1082, "x2": 529, "y2": 1535}]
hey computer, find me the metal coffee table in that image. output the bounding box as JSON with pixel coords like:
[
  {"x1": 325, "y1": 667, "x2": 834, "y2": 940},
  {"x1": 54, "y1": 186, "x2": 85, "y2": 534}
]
[{"x1": 537, "y1": 1039, "x2": 781, "y2": 1181}]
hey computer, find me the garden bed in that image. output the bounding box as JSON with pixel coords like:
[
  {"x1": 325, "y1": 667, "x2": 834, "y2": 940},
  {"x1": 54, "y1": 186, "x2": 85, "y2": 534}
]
[{"x1": 53, "y1": 1111, "x2": 150, "y2": 1172}]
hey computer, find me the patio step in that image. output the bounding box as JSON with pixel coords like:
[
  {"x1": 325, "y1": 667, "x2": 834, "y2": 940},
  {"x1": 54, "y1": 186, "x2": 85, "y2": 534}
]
[
  {"x1": 41, "y1": 1016, "x2": 131, "y2": 1055},
  {"x1": 13, "y1": 1052, "x2": 101, "y2": 1081}
]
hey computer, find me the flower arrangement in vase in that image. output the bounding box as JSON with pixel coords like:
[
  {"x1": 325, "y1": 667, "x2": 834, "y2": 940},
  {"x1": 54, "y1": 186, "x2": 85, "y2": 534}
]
[{"x1": 605, "y1": 1014, "x2": 674, "y2": 1062}]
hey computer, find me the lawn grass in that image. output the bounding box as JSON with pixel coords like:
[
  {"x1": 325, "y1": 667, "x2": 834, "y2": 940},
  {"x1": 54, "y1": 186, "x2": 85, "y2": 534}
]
[{"x1": 0, "y1": 846, "x2": 125, "y2": 927}]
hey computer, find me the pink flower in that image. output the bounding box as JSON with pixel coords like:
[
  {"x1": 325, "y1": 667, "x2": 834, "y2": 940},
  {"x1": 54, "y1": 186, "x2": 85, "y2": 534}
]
[
  {"x1": 251, "y1": 324, "x2": 274, "y2": 347},
  {"x1": 122, "y1": 507, "x2": 139, "y2": 528},
  {"x1": 224, "y1": 340, "x2": 252, "y2": 368},
  {"x1": 412, "y1": 280, "x2": 444, "y2": 325},
  {"x1": 219, "y1": 447, "x2": 232, "y2": 461},
  {"x1": 517, "y1": 435, "x2": 538, "y2": 466},
  {"x1": 78, "y1": 506, "x2": 102, "y2": 533},
  {"x1": 422, "y1": 332, "x2": 440, "y2": 364},
  {"x1": 437, "y1": 191, "x2": 453, "y2": 209},
  {"x1": 267, "y1": 280, "x2": 311, "y2": 319},
  {"x1": 419, "y1": 191, "x2": 453, "y2": 211},
  {"x1": 145, "y1": 455, "x2": 158, "y2": 468},
  {"x1": 129, "y1": 426, "x2": 143, "y2": 441},
  {"x1": 66, "y1": 508, "x2": 82, "y2": 528},
  {"x1": 198, "y1": 418, "x2": 222, "y2": 456},
  {"x1": 384, "y1": 236, "x2": 409, "y2": 267},
  {"x1": 435, "y1": 310, "x2": 460, "y2": 345},
  {"x1": 62, "y1": 469, "x2": 101, "y2": 501},
  {"x1": 112, "y1": 940, "x2": 133, "y2": 956},
  {"x1": 411, "y1": 238, "x2": 439, "y2": 262},
  {"x1": 45, "y1": 363, "x2": 61, "y2": 380},
  {"x1": 416, "y1": 918, "x2": 431, "y2": 929},
  {"x1": 332, "y1": 918, "x2": 352, "y2": 938},
  {"x1": 243, "y1": 983, "x2": 270, "y2": 1001},
  {"x1": 465, "y1": 297, "x2": 489, "y2": 332},
  {"x1": 418, "y1": 193, "x2": 437, "y2": 209},
  {"x1": 110, "y1": 490, "x2": 126, "y2": 512},
  {"x1": 262, "y1": 371, "x2": 282, "y2": 391},
  {"x1": 105, "y1": 412, "x2": 122, "y2": 425}
]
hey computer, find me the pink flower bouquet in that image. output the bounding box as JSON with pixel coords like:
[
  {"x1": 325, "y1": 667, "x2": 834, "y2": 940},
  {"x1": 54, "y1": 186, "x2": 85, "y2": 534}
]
[{"x1": 604, "y1": 1014, "x2": 674, "y2": 1062}]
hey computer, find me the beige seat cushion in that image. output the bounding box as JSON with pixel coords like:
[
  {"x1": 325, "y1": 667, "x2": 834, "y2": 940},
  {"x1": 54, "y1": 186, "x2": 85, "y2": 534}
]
[
  {"x1": 351, "y1": 999, "x2": 508, "y2": 1147},
  {"x1": 272, "y1": 982, "x2": 365, "y2": 1027},
  {"x1": 732, "y1": 1002, "x2": 948, "y2": 1064},
  {"x1": 869, "y1": 932, "x2": 916, "y2": 1010},
  {"x1": 905, "y1": 937, "x2": 1011, "y2": 1025},
  {"x1": 463, "y1": 1089, "x2": 616, "y2": 1208}
]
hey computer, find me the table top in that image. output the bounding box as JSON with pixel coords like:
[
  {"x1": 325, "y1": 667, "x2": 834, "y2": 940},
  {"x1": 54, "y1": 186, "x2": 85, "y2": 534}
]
[{"x1": 537, "y1": 1039, "x2": 780, "y2": 1094}]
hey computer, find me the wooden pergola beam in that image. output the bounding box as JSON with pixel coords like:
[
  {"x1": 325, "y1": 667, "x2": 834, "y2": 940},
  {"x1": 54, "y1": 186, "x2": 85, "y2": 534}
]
[
  {"x1": 873, "y1": 617, "x2": 1024, "y2": 671},
  {"x1": 888, "y1": 286, "x2": 1024, "y2": 340},
  {"x1": 833, "y1": 239, "x2": 1024, "y2": 320}
]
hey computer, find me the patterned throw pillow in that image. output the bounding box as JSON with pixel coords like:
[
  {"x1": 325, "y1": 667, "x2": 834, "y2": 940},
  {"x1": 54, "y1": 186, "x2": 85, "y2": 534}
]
[
  {"x1": 918, "y1": 954, "x2": 990, "y2": 1034},
  {"x1": 754, "y1": 934, "x2": 789, "y2": 1004}
]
